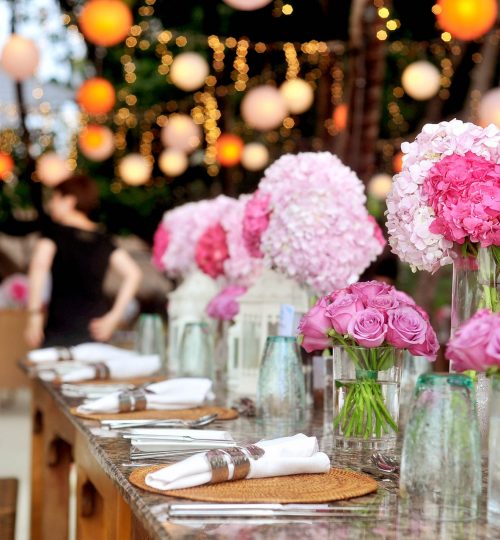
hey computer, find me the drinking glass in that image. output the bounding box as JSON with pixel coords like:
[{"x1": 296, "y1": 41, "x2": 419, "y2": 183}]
[
  {"x1": 134, "y1": 314, "x2": 166, "y2": 374},
  {"x1": 256, "y1": 336, "x2": 306, "y2": 421},
  {"x1": 400, "y1": 373, "x2": 482, "y2": 521},
  {"x1": 177, "y1": 322, "x2": 215, "y2": 380}
]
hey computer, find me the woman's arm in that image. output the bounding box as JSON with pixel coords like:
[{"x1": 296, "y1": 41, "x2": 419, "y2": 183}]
[
  {"x1": 89, "y1": 248, "x2": 142, "y2": 342},
  {"x1": 25, "y1": 238, "x2": 56, "y2": 348}
]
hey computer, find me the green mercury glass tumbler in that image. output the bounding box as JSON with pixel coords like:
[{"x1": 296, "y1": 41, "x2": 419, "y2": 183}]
[{"x1": 177, "y1": 322, "x2": 215, "y2": 381}]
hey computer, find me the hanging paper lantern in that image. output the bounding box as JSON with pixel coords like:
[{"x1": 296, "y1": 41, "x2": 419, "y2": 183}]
[
  {"x1": 241, "y1": 86, "x2": 288, "y2": 131},
  {"x1": 279, "y1": 79, "x2": 314, "y2": 114},
  {"x1": 160, "y1": 114, "x2": 202, "y2": 153},
  {"x1": 77, "y1": 78, "x2": 116, "y2": 115},
  {"x1": 216, "y1": 134, "x2": 244, "y2": 167},
  {"x1": 78, "y1": 0, "x2": 133, "y2": 47},
  {"x1": 368, "y1": 173, "x2": 393, "y2": 200},
  {"x1": 436, "y1": 0, "x2": 497, "y2": 41},
  {"x1": 170, "y1": 52, "x2": 209, "y2": 92},
  {"x1": 78, "y1": 125, "x2": 115, "y2": 161},
  {"x1": 36, "y1": 153, "x2": 71, "y2": 187},
  {"x1": 393, "y1": 151, "x2": 404, "y2": 173},
  {"x1": 0, "y1": 152, "x2": 14, "y2": 181},
  {"x1": 241, "y1": 142, "x2": 269, "y2": 171},
  {"x1": 401, "y1": 61, "x2": 441, "y2": 101},
  {"x1": 0, "y1": 35, "x2": 39, "y2": 81},
  {"x1": 222, "y1": 0, "x2": 273, "y2": 10},
  {"x1": 158, "y1": 149, "x2": 188, "y2": 177},
  {"x1": 332, "y1": 103, "x2": 348, "y2": 131},
  {"x1": 118, "y1": 153, "x2": 152, "y2": 186},
  {"x1": 478, "y1": 88, "x2": 500, "y2": 127}
]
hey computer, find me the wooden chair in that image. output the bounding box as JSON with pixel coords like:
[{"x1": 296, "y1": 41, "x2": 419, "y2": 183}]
[{"x1": 0, "y1": 478, "x2": 18, "y2": 540}]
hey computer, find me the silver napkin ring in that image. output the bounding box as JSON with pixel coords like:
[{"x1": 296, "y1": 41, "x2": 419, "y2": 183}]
[
  {"x1": 93, "y1": 362, "x2": 110, "y2": 380},
  {"x1": 223, "y1": 447, "x2": 250, "y2": 481},
  {"x1": 206, "y1": 450, "x2": 230, "y2": 483},
  {"x1": 117, "y1": 388, "x2": 148, "y2": 412},
  {"x1": 57, "y1": 347, "x2": 73, "y2": 362}
]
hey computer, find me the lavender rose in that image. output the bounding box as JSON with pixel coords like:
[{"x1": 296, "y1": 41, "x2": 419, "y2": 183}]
[
  {"x1": 386, "y1": 306, "x2": 427, "y2": 349},
  {"x1": 325, "y1": 292, "x2": 364, "y2": 334},
  {"x1": 347, "y1": 308, "x2": 387, "y2": 348},
  {"x1": 348, "y1": 280, "x2": 392, "y2": 304},
  {"x1": 298, "y1": 304, "x2": 331, "y2": 353},
  {"x1": 408, "y1": 324, "x2": 439, "y2": 360},
  {"x1": 366, "y1": 293, "x2": 400, "y2": 314}
]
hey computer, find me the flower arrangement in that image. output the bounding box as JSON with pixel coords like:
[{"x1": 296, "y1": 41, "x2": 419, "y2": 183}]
[
  {"x1": 446, "y1": 309, "x2": 500, "y2": 374},
  {"x1": 0, "y1": 274, "x2": 29, "y2": 308},
  {"x1": 386, "y1": 119, "x2": 500, "y2": 274},
  {"x1": 298, "y1": 280, "x2": 438, "y2": 439},
  {"x1": 242, "y1": 152, "x2": 384, "y2": 295},
  {"x1": 152, "y1": 195, "x2": 233, "y2": 278},
  {"x1": 206, "y1": 285, "x2": 247, "y2": 321}
]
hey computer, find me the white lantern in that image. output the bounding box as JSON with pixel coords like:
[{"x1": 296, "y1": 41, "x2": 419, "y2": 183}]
[
  {"x1": 78, "y1": 125, "x2": 115, "y2": 162},
  {"x1": 241, "y1": 85, "x2": 288, "y2": 131},
  {"x1": 279, "y1": 78, "x2": 314, "y2": 114},
  {"x1": 401, "y1": 61, "x2": 441, "y2": 101},
  {"x1": 478, "y1": 88, "x2": 500, "y2": 128},
  {"x1": 118, "y1": 153, "x2": 152, "y2": 186},
  {"x1": 158, "y1": 149, "x2": 188, "y2": 177},
  {"x1": 161, "y1": 114, "x2": 202, "y2": 154},
  {"x1": 36, "y1": 153, "x2": 71, "y2": 187},
  {"x1": 222, "y1": 0, "x2": 273, "y2": 10},
  {"x1": 241, "y1": 142, "x2": 269, "y2": 171},
  {"x1": 170, "y1": 52, "x2": 209, "y2": 92},
  {"x1": 0, "y1": 34, "x2": 39, "y2": 81},
  {"x1": 368, "y1": 173, "x2": 393, "y2": 200}
]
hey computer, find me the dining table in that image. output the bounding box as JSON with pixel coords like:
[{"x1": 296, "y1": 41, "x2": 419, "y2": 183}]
[{"x1": 25, "y1": 369, "x2": 500, "y2": 540}]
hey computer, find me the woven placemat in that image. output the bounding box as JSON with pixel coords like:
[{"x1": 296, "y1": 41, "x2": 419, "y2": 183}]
[
  {"x1": 129, "y1": 467, "x2": 377, "y2": 503},
  {"x1": 71, "y1": 405, "x2": 239, "y2": 421}
]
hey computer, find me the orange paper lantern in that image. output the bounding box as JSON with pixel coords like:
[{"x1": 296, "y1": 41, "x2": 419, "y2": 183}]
[
  {"x1": 78, "y1": 0, "x2": 133, "y2": 47},
  {"x1": 436, "y1": 0, "x2": 497, "y2": 41},
  {"x1": 333, "y1": 103, "x2": 348, "y2": 132},
  {"x1": 393, "y1": 151, "x2": 404, "y2": 173},
  {"x1": 0, "y1": 152, "x2": 14, "y2": 180},
  {"x1": 216, "y1": 134, "x2": 244, "y2": 167},
  {"x1": 76, "y1": 78, "x2": 116, "y2": 115},
  {"x1": 78, "y1": 124, "x2": 115, "y2": 161}
]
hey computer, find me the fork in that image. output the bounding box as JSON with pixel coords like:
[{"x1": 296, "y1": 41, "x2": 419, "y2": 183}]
[{"x1": 102, "y1": 413, "x2": 218, "y2": 430}]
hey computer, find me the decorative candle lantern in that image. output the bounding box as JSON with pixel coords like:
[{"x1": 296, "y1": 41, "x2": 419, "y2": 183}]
[
  {"x1": 241, "y1": 142, "x2": 269, "y2": 171},
  {"x1": 77, "y1": 78, "x2": 116, "y2": 115},
  {"x1": 78, "y1": 0, "x2": 133, "y2": 47},
  {"x1": 393, "y1": 151, "x2": 404, "y2": 173},
  {"x1": 368, "y1": 173, "x2": 393, "y2": 200},
  {"x1": 118, "y1": 153, "x2": 152, "y2": 186},
  {"x1": 36, "y1": 153, "x2": 71, "y2": 186},
  {"x1": 402, "y1": 61, "x2": 441, "y2": 101},
  {"x1": 241, "y1": 85, "x2": 288, "y2": 131},
  {"x1": 170, "y1": 52, "x2": 209, "y2": 92},
  {"x1": 158, "y1": 149, "x2": 188, "y2": 177},
  {"x1": 215, "y1": 134, "x2": 244, "y2": 167},
  {"x1": 160, "y1": 114, "x2": 201, "y2": 153},
  {"x1": 0, "y1": 35, "x2": 39, "y2": 81},
  {"x1": 280, "y1": 78, "x2": 314, "y2": 114},
  {"x1": 478, "y1": 88, "x2": 500, "y2": 128},
  {"x1": 332, "y1": 103, "x2": 348, "y2": 131},
  {"x1": 78, "y1": 124, "x2": 115, "y2": 161},
  {"x1": 436, "y1": 0, "x2": 497, "y2": 41},
  {"x1": 222, "y1": 0, "x2": 273, "y2": 9}
]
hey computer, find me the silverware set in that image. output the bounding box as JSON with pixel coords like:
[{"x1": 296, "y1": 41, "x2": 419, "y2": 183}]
[{"x1": 101, "y1": 413, "x2": 218, "y2": 430}]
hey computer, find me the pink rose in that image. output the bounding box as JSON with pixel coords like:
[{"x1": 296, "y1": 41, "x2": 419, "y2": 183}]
[
  {"x1": 386, "y1": 306, "x2": 427, "y2": 349},
  {"x1": 348, "y1": 281, "x2": 393, "y2": 304},
  {"x1": 298, "y1": 304, "x2": 332, "y2": 353},
  {"x1": 325, "y1": 292, "x2": 364, "y2": 334},
  {"x1": 242, "y1": 191, "x2": 271, "y2": 258},
  {"x1": 195, "y1": 223, "x2": 229, "y2": 279},
  {"x1": 206, "y1": 285, "x2": 247, "y2": 321},
  {"x1": 366, "y1": 293, "x2": 399, "y2": 314},
  {"x1": 486, "y1": 323, "x2": 500, "y2": 364},
  {"x1": 393, "y1": 290, "x2": 416, "y2": 307},
  {"x1": 152, "y1": 223, "x2": 169, "y2": 271},
  {"x1": 408, "y1": 324, "x2": 439, "y2": 360},
  {"x1": 347, "y1": 308, "x2": 387, "y2": 348}
]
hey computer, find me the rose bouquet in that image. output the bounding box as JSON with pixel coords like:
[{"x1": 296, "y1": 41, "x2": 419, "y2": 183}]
[
  {"x1": 206, "y1": 285, "x2": 248, "y2": 321},
  {"x1": 0, "y1": 274, "x2": 29, "y2": 308},
  {"x1": 242, "y1": 152, "x2": 385, "y2": 295},
  {"x1": 298, "y1": 281, "x2": 438, "y2": 441}
]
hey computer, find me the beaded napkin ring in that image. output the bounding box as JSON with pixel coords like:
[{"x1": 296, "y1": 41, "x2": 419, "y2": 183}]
[{"x1": 206, "y1": 445, "x2": 265, "y2": 484}]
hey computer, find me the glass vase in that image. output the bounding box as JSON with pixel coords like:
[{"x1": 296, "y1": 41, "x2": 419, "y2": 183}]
[
  {"x1": 400, "y1": 374, "x2": 481, "y2": 521},
  {"x1": 256, "y1": 336, "x2": 306, "y2": 422},
  {"x1": 488, "y1": 374, "x2": 500, "y2": 520},
  {"x1": 325, "y1": 346, "x2": 402, "y2": 451},
  {"x1": 177, "y1": 322, "x2": 215, "y2": 380},
  {"x1": 134, "y1": 313, "x2": 166, "y2": 375}
]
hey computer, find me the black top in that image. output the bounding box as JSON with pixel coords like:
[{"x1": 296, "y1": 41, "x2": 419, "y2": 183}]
[{"x1": 42, "y1": 222, "x2": 116, "y2": 347}]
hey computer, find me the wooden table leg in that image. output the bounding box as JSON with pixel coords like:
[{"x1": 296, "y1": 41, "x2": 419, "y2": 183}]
[{"x1": 75, "y1": 432, "x2": 132, "y2": 539}]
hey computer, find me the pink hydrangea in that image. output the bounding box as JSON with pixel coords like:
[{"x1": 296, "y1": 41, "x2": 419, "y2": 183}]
[
  {"x1": 242, "y1": 191, "x2": 271, "y2": 258},
  {"x1": 0, "y1": 274, "x2": 29, "y2": 308},
  {"x1": 386, "y1": 119, "x2": 500, "y2": 272},
  {"x1": 206, "y1": 285, "x2": 247, "y2": 321},
  {"x1": 368, "y1": 216, "x2": 387, "y2": 248},
  {"x1": 151, "y1": 223, "x2": 169, "y2": 271},
  {"x1": 244, "y1": 152, "x2": 384, "y2": 295},
  {"x1": 195, "y1": 223, "x2": 229, "y2": 279}
]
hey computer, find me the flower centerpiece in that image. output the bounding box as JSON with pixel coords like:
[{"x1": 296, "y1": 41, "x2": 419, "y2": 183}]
[
  {"x1": 385, "y1": 119, "x2": 500, "y2": 331},
  {"x1": 0, "y1": 274, "x2": 29, "y2": 309},
  {"x1": 298, "y1": 281, "x2": 438, "y2": 449},
  {"x1": 242, "y1": 152, "x2": 385, "y2": 295}
]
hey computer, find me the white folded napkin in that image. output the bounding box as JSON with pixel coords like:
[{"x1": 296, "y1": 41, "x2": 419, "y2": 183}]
[
  {"x1": 77, "y1": 378, "x2": 214, "y2": 414},
  {"x1": 38, "y1": 355, "x2": 160, "y2": 383},
  {"x1": 28, "y1": 343, "x2": 137, "y2": 363},
  {"x1": 145, "y1": 433, "x2": 330, "y2": 490}
]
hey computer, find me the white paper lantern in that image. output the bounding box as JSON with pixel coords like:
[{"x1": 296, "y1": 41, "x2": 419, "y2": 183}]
[
  {"x1": 478, "y1": 88, "x2": 500, "y2": 127},
  {"x1": 241, "y1": 142, "x2": 269, "y2": 171},
  {"x1": 401, "y1": 61, "x2": 441, "y2": 101},
  {"x1": 222, "y1": 0, "x2": 273, "y2": 10},
  {"x1": 280, "y1": 79, "x2": 314, "y2": 114},
  {"x1": 170, "y1": 52, "x2": 209, "y2": 92},
  {"x1": 241, "y1": 86, "x2": 288, "y2": 131},
  {"x1": 119, "y1": 153, "x2": 152, "y2": 186},
  {"x1": 0, "y1": 34, "x2": 39, "y2": 81},
  {"x1": 161, "y1": 114, "x2": 202, "y2": 154},
  {"x1": 158, "y1": 149, "x2": 188, "y2": 177},
  {"x1": 368, "y1": 173, "x2": 393, "y2": 200},
  {"x1": 36, "y1": 153, "x2": 71, "y2": 187}
]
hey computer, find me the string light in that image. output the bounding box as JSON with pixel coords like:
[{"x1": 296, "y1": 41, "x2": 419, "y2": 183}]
[{"x1": 232, "y1": 39, "x2": 249, "y2": 91}]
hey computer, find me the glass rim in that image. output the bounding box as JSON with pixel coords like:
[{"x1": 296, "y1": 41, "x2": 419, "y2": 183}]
[
  {"x1": 266, "y1": 335, "x2": 297, "y2": 343},
  {"x1": 416, "y1": 373, "x2": 473, "y2": 389},
  {"x1": 331, "y1": 345, "x2": 399, "y2": 352}
]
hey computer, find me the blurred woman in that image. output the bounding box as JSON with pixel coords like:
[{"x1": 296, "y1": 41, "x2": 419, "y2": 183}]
[{"x1": 25, "y1": 175, "x2": 142, "y2": 348}]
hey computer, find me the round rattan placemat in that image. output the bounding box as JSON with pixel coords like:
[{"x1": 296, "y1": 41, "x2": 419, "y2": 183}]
[
  {"x1": 71, "y1": 406, "x2": 239, "y2": 421},
  {"x1": 129, "y1": 466, "x2": 377, "y2": 503}
]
